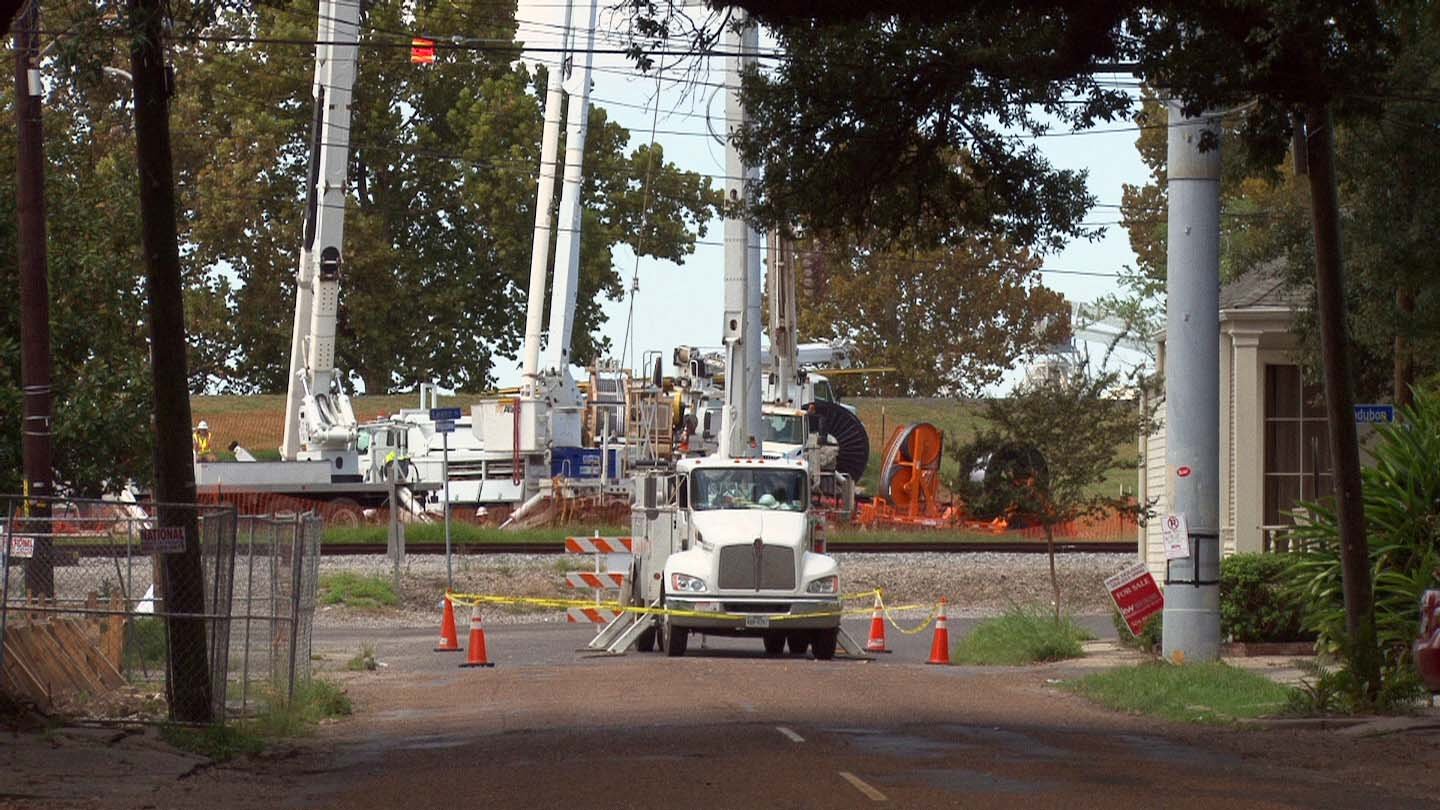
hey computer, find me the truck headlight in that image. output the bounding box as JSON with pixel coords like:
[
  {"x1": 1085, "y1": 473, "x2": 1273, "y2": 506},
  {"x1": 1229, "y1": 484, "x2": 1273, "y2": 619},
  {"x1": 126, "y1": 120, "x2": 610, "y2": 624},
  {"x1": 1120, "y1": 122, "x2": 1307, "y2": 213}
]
[
  {"x1": 806, "y1": 575, "x2": 838, "y2": 595},
  {"x1": 670, "y1": 573, "x2": 707, "y2": 593}
]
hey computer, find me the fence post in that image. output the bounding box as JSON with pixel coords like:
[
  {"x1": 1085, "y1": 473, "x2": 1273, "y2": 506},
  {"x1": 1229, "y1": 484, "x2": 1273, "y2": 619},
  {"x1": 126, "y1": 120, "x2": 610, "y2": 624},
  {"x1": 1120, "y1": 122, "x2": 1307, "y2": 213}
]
[
  {"x1": 287, "y1": 514, "x2": 304, "y2": 702},
  {"x1": 0, "y1": 501, "x2": 14, "y2": 681}
]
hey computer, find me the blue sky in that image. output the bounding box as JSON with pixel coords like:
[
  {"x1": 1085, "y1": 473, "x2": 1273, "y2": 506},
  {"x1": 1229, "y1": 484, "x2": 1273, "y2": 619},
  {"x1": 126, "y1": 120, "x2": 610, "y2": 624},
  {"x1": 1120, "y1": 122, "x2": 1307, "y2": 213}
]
[{"x1": 500, "y1": 3, "x2": 1152, "y2": 390}]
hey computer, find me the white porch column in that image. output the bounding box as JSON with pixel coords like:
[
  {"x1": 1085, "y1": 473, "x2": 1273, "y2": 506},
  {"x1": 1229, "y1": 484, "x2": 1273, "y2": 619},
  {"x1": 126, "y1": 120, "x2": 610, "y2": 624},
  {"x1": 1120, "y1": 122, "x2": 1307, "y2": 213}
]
[{"x1": 1231, "y1": 331, "x2": 1265, "y2": 553}]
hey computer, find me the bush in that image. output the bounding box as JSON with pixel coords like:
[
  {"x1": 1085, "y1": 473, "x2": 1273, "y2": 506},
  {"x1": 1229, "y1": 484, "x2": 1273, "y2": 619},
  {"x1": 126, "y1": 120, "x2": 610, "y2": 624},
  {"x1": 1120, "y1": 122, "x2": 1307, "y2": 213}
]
[
  {"x1": 1284, "y1": 385, "x2": 1440, "y2": 709},
  {"x1": 1221, "y1": 553, "x2": 1314, "y2": 643},
  {"x1": 249, "y1": 678, "x2": 352, "y2": 738},
  {"x1": 1112, "y1": 610, "x2": 1162, "y2": 653},
  {"x1": 953, "y1": 605, "x2": 1095, "y2": 665}
]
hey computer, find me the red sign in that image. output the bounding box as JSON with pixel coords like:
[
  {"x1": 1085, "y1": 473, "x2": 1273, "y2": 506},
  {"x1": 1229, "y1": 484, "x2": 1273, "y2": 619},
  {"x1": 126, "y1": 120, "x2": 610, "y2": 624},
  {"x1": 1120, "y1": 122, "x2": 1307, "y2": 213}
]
[
  {"x1": 410, "y1": 37, "x2": 436, "y2": 65},
  {"x1": 1176, "y1": 466, "x2": 1192, "y2": 478},
  {"x1": 1105, "y1": 562, "x2": 1164, "y2": 636}
]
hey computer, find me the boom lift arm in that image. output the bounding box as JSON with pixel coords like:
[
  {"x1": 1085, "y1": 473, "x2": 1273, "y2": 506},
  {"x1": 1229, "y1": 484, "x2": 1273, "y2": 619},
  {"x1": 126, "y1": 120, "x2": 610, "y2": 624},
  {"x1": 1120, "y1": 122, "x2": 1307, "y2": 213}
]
[{"x1": 281, "y1": 0, "x2": 360, "y2": 462}]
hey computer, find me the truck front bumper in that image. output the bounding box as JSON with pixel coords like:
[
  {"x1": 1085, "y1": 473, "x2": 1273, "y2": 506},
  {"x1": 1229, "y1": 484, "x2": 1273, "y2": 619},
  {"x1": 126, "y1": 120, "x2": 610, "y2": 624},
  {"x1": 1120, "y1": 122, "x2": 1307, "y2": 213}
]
[{"x1": 665, "y1": 596, "x2": 842, "y2": 631}]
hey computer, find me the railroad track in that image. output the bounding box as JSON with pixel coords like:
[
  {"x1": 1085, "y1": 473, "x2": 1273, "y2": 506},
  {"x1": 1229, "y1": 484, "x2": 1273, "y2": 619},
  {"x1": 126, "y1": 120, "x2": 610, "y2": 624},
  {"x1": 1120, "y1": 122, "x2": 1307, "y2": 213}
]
[{"x1": 319, "y1": 540, "x2": 1134, "y2": 556}]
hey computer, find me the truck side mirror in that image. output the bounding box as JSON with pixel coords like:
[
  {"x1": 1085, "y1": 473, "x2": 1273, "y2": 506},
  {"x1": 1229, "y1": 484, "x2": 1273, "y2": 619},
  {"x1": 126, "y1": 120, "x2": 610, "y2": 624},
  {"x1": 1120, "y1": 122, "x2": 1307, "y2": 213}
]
[{"x1": 643, "y1": 476, "x2": 657, "y2": 509}]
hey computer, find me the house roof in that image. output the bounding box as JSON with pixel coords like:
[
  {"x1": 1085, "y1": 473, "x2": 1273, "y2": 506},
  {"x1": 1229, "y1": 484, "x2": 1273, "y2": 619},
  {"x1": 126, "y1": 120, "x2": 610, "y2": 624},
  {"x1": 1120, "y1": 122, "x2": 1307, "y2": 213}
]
[{"x1": 1220, "y1": 261, "x2": 1307, "y2": 312}]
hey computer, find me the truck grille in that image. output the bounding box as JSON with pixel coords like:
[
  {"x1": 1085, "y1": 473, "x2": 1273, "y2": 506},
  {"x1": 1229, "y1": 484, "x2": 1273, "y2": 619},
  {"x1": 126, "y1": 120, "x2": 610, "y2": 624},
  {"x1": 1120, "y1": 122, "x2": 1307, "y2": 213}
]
[{"x1": 717, "y1": 544, "x2": 796, "y2": 590}]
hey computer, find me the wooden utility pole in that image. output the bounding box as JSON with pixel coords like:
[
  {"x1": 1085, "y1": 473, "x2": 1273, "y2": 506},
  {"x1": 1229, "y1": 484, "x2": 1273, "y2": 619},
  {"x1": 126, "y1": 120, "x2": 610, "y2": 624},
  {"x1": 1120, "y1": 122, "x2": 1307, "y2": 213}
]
[
  {"x1": 1304, "y1": 102, "x2": 1379, "y2": 696},
  {"x1": 128, "y1": 0, "x2": 213, "y2": 722},
  {"x1": 13, "y1": 0, "x2": 53, "y2": 596}
]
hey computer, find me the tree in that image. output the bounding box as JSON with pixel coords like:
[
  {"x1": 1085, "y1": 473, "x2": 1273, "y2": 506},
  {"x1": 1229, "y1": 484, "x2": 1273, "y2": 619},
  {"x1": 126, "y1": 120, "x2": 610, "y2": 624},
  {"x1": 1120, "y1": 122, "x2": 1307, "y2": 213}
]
[
  {"x1": 673, "y1": 0, "x2": 1408, "y2": 698},
  {"x1": 1, "y1": 52, "x2": 154, "y2": 498},
  {"x1": 176, "y1": 0, "x2": 720, "y2": 394},
  {"x1": 956, "y1": 361, "x2": 1154, "y2": 622},
  {"x1": 794, "y1": 232, "x2": 1068, "y2": 396}
]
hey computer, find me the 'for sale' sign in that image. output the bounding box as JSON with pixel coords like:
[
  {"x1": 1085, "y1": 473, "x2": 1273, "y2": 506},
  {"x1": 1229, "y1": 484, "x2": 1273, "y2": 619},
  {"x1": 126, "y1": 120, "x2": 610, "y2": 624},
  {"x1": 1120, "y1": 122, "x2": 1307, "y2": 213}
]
[{"x1": 1105, "y1": 561, "x2": 1164, "y2": 637}]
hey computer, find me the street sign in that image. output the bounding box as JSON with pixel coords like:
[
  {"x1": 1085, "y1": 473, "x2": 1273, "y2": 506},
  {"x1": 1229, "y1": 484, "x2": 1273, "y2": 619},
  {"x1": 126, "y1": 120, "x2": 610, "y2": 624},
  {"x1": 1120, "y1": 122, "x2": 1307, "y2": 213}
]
[
  {"x1": 1354, "y1": 404, "x2": 1395, "y2": 424},
  {"x1": 139, "y1": 526, "x2": 186, "y2": 554},
  {"x1": 429, "y1": 407, "x2": 463, "y2": 421},
  {"x1": 1162, "y1": 513, "x2": 1190, "y2": 560},
  {"x1": 1105, "y1": 562, "x2": 1164, "y2": 637},
  {"x1": 434, "y1": 419, "x2": 456, "y2": 434}
]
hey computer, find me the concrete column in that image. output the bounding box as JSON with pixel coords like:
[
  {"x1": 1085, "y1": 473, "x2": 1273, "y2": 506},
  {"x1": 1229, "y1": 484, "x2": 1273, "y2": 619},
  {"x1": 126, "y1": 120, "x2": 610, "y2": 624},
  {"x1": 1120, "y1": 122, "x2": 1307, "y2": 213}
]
[{"x1": 1161, "y1": 101, "x2": 1222, "y2": 663}]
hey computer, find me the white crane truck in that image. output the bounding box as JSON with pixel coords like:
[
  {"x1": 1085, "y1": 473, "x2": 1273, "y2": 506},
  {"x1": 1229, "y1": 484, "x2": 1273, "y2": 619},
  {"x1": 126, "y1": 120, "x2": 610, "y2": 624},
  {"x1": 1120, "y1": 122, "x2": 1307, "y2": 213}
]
[{"x1": 587, "y1": 14, "x2": 844, "y2": 659}]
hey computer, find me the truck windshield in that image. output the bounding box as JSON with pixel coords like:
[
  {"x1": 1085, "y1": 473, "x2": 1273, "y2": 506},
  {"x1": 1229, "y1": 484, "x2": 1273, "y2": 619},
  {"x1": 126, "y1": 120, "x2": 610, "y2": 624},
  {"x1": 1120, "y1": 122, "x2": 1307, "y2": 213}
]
[
  {"x1": 692, "y1": 468, "x2": 808, "y2": 512},
  {"x1": 762, "y1": 413, "x2": 805, "y2": 445}
]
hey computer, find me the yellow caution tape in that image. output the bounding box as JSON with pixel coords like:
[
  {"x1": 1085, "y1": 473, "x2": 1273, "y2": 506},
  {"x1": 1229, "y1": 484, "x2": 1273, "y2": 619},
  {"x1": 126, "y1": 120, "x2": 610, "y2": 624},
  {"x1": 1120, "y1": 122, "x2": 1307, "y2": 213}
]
[
  {"x1": 878, "y1": 590, "x2": 942, "y2": 635},
  {"x1": 444, "y1": 588, "x2": 940, "y2": 627}
]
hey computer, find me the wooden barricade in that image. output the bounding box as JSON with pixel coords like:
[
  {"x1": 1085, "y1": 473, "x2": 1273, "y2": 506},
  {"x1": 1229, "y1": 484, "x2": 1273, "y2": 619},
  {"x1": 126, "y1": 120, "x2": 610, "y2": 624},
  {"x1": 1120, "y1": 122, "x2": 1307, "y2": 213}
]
[{"x1": 1, "y1": 592, "x2": 128, "y2": 709}]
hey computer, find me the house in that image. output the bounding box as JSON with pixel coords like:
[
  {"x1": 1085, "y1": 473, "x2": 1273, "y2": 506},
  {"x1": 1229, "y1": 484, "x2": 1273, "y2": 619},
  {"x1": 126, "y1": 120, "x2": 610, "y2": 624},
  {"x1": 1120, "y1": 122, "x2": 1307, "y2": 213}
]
[{"x1": 1141, "y1": 266, "x2": 1350, "y2": 579}]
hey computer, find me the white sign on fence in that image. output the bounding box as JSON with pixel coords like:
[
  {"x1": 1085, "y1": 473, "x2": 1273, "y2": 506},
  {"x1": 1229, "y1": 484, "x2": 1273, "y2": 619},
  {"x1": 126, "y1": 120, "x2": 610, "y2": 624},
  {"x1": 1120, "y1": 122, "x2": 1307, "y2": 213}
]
[
  {"x1": 1, "y1": 532, "x2": 35, "y2": 560},
  {"x1": 1162, "y1": 512, "x2": 1191, "y2": 560}
]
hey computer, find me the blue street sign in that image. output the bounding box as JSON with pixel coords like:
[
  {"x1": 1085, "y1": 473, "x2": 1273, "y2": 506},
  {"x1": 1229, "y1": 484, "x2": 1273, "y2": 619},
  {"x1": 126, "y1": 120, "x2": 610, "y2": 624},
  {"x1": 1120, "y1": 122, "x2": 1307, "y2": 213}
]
[
  {"x1": 434, "y1": 420, "x2": 456, "y2": 434},
  {"x1": 1354, "y1": 404, "x2": 1395, "y2": 424},
  {"x1": 429, "y1": 407, "x2": 463, "y2": 421}
]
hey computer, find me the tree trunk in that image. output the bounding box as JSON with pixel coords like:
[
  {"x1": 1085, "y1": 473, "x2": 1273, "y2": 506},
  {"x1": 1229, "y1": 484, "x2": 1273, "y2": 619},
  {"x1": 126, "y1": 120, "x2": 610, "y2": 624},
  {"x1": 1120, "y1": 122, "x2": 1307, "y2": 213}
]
[
  {"x1": 1045, "y1": 523, "x2": 1060, "y2": 624},
  {"x1": 129, "y1": 0, "x2": 214, "y2": 723},
  {"x1": 1394, "y1": 286, "x2": 1414, "y2": 410},
  {"x1": 1304, "y1": 102, "x2": 1379, "y2": 698},
  {"x1": 13, "y1": 3, "x2": 53, "y2": 595}
]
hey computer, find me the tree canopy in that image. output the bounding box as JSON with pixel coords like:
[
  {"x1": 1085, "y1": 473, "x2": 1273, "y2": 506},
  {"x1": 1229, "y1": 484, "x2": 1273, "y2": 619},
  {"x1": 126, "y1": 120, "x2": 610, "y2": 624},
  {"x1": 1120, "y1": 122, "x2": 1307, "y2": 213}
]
[{"x1": 794, "y1": 233, "x2": 1068, "y2": 397}]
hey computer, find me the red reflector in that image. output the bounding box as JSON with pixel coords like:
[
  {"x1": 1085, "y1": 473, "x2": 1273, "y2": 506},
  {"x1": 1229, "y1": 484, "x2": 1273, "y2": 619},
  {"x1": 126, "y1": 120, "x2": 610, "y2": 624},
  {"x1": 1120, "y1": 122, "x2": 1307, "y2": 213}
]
[{"x1": 411, "y1": 37, "x2": 436, "y2": 64}]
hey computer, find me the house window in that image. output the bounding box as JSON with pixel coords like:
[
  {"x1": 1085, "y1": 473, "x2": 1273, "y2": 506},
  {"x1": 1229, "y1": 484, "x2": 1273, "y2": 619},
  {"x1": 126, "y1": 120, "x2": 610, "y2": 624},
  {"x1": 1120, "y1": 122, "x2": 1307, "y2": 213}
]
[{"x1": 1263, "y1": 365, "x2": 1333, "y2": 525}]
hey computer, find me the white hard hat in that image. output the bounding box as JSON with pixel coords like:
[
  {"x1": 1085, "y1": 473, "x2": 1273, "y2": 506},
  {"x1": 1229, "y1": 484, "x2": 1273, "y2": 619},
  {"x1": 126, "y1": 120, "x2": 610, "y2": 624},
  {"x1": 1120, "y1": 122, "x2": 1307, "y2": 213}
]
[
  {"x1": 758, "y1": 493, "x2": 778, "y2": 508},
  {"x1": 197, "y1": 420, "x2": 209, "y2": 430}
]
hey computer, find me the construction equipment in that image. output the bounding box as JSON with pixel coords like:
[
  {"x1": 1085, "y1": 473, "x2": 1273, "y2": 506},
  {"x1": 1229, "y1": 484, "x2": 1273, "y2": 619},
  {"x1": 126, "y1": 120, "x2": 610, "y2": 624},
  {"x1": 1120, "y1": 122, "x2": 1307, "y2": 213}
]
[
  {"x1": 857, "y1": 423, "x2": 954, "y2": 528},
  {"x1": 586, "y1": 14, "x2": 849, "y2": 660}
]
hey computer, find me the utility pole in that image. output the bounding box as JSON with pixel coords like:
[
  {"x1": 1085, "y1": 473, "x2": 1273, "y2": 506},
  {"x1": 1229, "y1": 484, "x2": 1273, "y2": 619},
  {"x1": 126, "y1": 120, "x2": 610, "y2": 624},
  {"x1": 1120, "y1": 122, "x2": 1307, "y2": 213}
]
[
  {"x1": 1160, "y1": 101, "x2": 1221, "y2": 663},
  {"x1": 1303, "y1": 103, "x2": 1378, "y2": 694},
  {"x1": 13, "y1": 0, "x2": 54, "y2": 596},
  {"x1": 128, "y1": 0, "x2": 213, "y2": 722},
  {"x1": 718, "y1": 12, "x2": 762, "y2": 458}
]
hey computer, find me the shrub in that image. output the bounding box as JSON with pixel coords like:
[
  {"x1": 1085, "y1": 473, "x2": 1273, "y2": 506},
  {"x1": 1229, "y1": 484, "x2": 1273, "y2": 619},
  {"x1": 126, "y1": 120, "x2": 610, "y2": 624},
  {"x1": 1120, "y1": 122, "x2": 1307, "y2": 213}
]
[
  {"x1": 953, "y1": 605, "x2": 1094, "y2": 665},
  {"x1": 1284, "y1": 386, "x2": 1440, "y2": 709},
  {"x1": 1220, "y1": 553, "x2": 1314, "y2": 643}
]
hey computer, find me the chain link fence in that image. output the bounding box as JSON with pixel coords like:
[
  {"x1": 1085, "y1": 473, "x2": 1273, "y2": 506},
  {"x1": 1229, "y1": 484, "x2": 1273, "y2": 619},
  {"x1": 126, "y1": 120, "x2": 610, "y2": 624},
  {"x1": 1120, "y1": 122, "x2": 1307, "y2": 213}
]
[{"x1": 0, "y1": 496, "x2": 320, "y2": 723}]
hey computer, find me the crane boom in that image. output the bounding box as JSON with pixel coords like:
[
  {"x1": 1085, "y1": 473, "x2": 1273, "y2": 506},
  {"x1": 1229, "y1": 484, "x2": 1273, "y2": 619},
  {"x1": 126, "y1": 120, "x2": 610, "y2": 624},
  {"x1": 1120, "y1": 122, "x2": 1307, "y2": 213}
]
[
  {"x1": 520, "y1": 0, "x2": 576, "y2": 395},
  {"x1": 280, "y1": 0, "x2": 360, "y2": 461},
  {"x1": 540, "y1": 0, "x2": 600, "y2": 406},
  {"x1": 718, "y1": 16, "x2": 762, "y2": 458}
]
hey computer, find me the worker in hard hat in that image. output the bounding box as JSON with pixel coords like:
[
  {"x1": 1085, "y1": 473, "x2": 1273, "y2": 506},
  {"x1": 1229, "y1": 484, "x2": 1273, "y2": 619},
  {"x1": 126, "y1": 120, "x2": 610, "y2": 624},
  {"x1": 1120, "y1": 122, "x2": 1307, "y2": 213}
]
[{"x1": 192, "y1": 421, "x2": 217, "y2": 462}]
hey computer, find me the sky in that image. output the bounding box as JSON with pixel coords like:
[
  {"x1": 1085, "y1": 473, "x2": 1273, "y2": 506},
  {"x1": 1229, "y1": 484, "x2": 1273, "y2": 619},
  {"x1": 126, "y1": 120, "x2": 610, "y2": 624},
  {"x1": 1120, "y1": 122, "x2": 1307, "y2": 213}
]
[{"x1": 498, "y1": 2, "x2": 1153, "y2": 391}]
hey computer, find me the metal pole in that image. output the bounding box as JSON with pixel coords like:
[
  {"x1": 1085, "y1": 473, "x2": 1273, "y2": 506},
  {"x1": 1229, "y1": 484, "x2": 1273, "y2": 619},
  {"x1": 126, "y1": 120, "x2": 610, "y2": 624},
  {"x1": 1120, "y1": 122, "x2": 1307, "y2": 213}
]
[
  {"x1": 388, "y1": 473, "x2": 401, "y2": 594},
  {"x1": 287, "y1": 515, "x2": 303, "y2": 700},
  {"x1": 0, "y1": 502, "x2": 15, "y2": 679},
  {"x1": 14, "y1": 2, "x2": 55, "y2": 597},
  {"x1": 239, "y1": 516, "x2": 256, "y2": 716},
  {"x1": 1160, "y1": 100, "x2": 1222, "y2": 663},
  {"x1": 443, "y1": 430, "x2": 452, "y2": 591}
]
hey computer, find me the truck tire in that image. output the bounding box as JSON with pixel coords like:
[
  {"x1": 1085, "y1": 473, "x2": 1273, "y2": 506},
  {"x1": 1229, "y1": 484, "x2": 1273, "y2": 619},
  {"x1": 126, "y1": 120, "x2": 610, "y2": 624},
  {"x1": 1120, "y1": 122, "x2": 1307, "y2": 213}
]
[
  {"x1": 786, "y1": 632, "x2": 810, "y2": 656},
  {"x1": 762, "y1": 632, "x2": 786, "y2": 655},
  {"x1": 811, "y1": 628, "x2": 838, "y2": 660},
  {"x1": 636, "y1": 624, "x2": 658, "y2": 652},
  {"x1": 664, "y1": 622, "x2": 688, "y2": 657}
]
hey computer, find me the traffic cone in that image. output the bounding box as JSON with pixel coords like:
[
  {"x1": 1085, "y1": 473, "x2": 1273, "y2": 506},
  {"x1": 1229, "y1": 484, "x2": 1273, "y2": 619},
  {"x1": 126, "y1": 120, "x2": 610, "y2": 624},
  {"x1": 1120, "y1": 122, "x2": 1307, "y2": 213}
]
[
  {"x1": 460, "y1": 607, "x2": 495, "y2": 668},
  {"x1": 434, "y1": 596, "x2": 461, "y2": 652},
  {"x1": 926, "y1": 597, "x2": 951, "y2": 665},
  {"x1": 865, "y1": 592, "x2": 891, "y2": 653}
]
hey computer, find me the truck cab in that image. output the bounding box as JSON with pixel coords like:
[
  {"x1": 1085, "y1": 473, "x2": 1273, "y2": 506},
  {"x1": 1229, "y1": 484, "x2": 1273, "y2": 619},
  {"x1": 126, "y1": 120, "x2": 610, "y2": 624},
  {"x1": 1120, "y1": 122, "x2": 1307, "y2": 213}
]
[{"x1": 628, "y1": 456, "x2": 842, "y2": 658}]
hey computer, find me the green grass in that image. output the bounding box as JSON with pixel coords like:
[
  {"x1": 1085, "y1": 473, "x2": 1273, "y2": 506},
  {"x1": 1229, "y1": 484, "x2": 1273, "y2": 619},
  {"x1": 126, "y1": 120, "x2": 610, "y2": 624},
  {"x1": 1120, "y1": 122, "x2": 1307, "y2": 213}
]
[
  {"x1": 124, "y1": 617, "x2": 168, "y2": 674},
  {"x1": 246, "y1": 678, "x2": 354, "y2": 738},
  {"x1": 318, "y1": 572, "x2": 399, "y2": 609},
  {"x1": 952, "y1": 606, "x2": 1096, "y2": 665},
  {"x1": 1066, "y1": 662, "x2": 1295, "y2": 724},
  {"x1": 160, "y1": 724, "x2": 266, "y2": 762},
  {"x1": 346, "y1": 644, "x2": 378, "y2": 672}
]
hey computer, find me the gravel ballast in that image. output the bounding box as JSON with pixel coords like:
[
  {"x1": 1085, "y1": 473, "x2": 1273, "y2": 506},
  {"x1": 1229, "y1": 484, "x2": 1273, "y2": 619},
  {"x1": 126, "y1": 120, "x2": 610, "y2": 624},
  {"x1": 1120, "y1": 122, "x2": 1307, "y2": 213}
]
[{"x1": 314, "y1": 551, "x2": 1136, "y2": 627}]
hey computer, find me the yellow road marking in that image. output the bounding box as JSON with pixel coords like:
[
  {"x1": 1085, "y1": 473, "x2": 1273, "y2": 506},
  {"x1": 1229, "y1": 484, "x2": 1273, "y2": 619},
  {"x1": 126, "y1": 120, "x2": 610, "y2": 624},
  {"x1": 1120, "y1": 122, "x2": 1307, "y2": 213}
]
[{"x1": 838, "y1": 771, "x2": 888, "y2": 802}]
